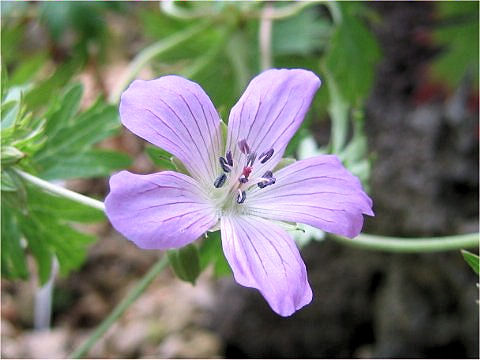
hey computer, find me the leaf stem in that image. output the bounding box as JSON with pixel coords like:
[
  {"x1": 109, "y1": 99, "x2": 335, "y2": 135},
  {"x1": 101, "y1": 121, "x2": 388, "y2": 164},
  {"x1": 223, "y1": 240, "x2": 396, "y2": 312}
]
[
  {"x1": 329, "y1": 232, "x2": 479, "y2": 253},
  {"x1": 109, "y1": 21, "x2": 210, "y2": 104},
  {"x1": 69, "y1": 256, "x2": 169, "y2": 359},
  {"x1": 14, "y1": 169, "x2": 105, "y2": 212}
]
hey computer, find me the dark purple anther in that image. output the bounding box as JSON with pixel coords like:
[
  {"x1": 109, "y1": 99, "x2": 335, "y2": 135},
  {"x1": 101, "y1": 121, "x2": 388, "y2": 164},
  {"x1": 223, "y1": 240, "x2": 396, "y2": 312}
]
[
  {"x1": 219, "y1": 157, "x2": 231, "y2": 173},
  {"x1": 259, "y1": 148, "x2": 274, "y2": 164},
  {"x1": 236, "y1": 190, "x2": 247, "y2": 204},
  {"x1": 238, "y1": 139, "x2": 250, "y2": 154},
  {"x1": 225, "y1": 150, "x2": 233, "y2": 166},
  {"x1": 214, "y1": 173, "x2": 227, "y2": 188},
  {"x1": 263, "y1": 170, "x2": 273, "y2": 178},
  {"x1": 257, "y1": 170, "x2": 275, "y2": 189},
  {"x1": 246, "y1": 152, "x2": 257, "y2": 167}
]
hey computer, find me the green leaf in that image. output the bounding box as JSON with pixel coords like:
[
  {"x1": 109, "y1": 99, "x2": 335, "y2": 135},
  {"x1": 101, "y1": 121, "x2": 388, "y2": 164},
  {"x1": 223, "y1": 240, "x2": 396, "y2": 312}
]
[
  {"x1": 26, "y1": 186, "x2": 104, "y2": 223},
  {"x1": 273, "y1": 7, "x2": 331, "y2": 56},
  {"x1": 1, "y1": 93, "x2": 22, "y2": 130},
  {"x1": 199, "y1": 231, "x2": 231, "y2": 277},
  {"x1": 1, "y1": 169, "x2": 21, "y2": 192},
  {"x1": 24, "y1": 59, "x2": 81, "y2": 111},
  {"x1": 44, "y1": 83, "x2": 84, "y2": 138},
  {"x1": 9, "y1": 53, "x2": 47, "y2": 86},
  {"x1": 273, "y1": 157, "x2": 296, "y2": 172},
  {"x1": 167, "y1": 244, "x2": 201, "y2": 284},
  {"x1": 18, "y1": 195, "x2": 96, "y2": 284},
  {"x1": 145, "y1": 146, "x2": 176, "y2": 170},
  {"x1": 20, "y1": 217, "x2": 54, "y2": 284},
  {"x1": 39, "y1": 149, "x2": 131, "y2": 180},
  {"x1": 461, "y1": 250, "x2": 479, "y2": 275},
  {"x1": 2, "y1": 184, "x2": 104, "y2": 284},
  {"x1": 1, "y1": 205, "x2": 29, "y2": 280},
  {"x1": 431, "y1": 2, "x2": 479, "y2": 88},
  {"x1": 38, "y1": 100, "x2": 118, "y2": 158},
  {"x1": 324, "y1": 3, "x2": 381, "y2": 104},
  {"x1": 170, "y1": 156, "x2": 189, "y2": 176}
]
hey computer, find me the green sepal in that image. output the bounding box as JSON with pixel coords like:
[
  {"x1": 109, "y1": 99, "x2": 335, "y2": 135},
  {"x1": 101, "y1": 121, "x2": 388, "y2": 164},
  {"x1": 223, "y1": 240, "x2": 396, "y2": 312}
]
[
  {"x1": 170, "y1": 156, "x2": 189, "y2": 176},
  {"x1": 273, "y1": 157, "x2": 295, "y2": 172},
  {"x1": 461, "y1": 250, "x2": 479, "y2": 275},
  {"x1": 167, "y1": 243, "x2": 201, "y2": 284},
  {"x1": 199, "y1": 231, "x2": 231, "y2": 277},
  {"x1": 145, "y1": 145, "x2": 176, "y2": 170}
]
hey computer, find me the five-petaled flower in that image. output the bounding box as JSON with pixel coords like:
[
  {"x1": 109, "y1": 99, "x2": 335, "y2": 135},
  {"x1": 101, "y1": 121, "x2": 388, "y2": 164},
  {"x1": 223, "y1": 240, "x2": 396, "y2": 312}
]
[{"x1": 105, "y1": 69, "x2": 374, "y2": 317}]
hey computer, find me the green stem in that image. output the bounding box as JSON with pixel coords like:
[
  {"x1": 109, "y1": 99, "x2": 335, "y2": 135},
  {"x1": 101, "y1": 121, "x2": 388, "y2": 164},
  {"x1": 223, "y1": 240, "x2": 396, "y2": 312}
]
[
  {"x1": 259, "y1": 1, "x2": 317, "y2": 20},
  {"x1": 109, "y1": 21, "x2": 210, "y2": 104},
  {"x1": 14, "y1": 169, "x2": 105, "y2": 212},
  {"x1": 69, "y1": 256, "x2": 169, "y2": 359},
  {"x1": 259, "y1": 3, "x2": 274, "y2": 71},
  {"x1": 160, "y1": 0, "x2": 215, "y2": 19},
  {"x1": 329, "y1": 232, "x2": 479, "y2": 253}
]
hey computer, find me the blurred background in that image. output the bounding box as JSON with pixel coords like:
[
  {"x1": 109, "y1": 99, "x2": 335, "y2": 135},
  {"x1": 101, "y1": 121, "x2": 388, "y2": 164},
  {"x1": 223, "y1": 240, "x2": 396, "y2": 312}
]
[{"x1": 1, "y1": 1, "x2": 478, "y2": 358}]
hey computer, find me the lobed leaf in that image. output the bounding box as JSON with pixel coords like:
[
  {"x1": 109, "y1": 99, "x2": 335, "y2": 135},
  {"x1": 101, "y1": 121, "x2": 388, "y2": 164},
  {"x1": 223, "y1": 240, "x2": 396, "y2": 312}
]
[{"x1": 324, "y1": 2, "x2": 381, "y2": 104}]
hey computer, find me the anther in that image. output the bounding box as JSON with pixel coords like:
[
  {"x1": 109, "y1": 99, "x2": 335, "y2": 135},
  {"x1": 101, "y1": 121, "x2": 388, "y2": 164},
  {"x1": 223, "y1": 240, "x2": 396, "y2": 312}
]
[
  {"x1": 214, "y1": 173, "x2": 227, "y2": 188},
  {"x1": 246, "y1": 152, "x2": 257, "y2": 167},
  {"x1": 263, "y1": 170, "x2": 273, "y2": 178},
  {"x1": 257, "y1": 170, "x2": 276, "y2": 189},
  {"x1": 225, "y1": 150, "x2": 233, "y2": 166},
  {"x1": 238, "y1": 139, "x2": 250, "y2": 154},
  {"x1": 259, "y1": 148, "x2": 274, "y2": 163},
  {"x1": 219, "y1": 157, "x2": 231, "y2": 173},
  {"x1": 236, "y1": 189, "x2": 247, "y2": 204},
  {"x1": 239, "y1": 175, "x2": 248, "y2": 184}
]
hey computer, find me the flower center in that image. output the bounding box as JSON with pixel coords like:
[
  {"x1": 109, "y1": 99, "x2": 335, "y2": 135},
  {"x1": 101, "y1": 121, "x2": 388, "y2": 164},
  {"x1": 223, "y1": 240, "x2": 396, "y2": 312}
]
[{"x1": 213, "y1": 139, "x2": 276, "y2": 210}]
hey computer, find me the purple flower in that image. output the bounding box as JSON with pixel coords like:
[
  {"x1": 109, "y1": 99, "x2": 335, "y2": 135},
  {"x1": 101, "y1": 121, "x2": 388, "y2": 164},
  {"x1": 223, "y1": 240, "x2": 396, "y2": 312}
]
[{"x1": 105, "y1": 69, "x2": 374, "y2": 317}]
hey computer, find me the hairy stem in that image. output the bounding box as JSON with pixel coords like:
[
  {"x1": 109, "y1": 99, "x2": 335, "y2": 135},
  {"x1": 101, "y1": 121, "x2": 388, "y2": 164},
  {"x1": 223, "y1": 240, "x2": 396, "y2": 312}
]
[
  {"x1": 14, "y1": 169, "x2": 105, "y2": 212},
  {"x1": 69, "y1": 256, "x2": 169, "y2": 358},
  {"x1": 330, "y1": 232, "x2": 479, "y2": 252}
]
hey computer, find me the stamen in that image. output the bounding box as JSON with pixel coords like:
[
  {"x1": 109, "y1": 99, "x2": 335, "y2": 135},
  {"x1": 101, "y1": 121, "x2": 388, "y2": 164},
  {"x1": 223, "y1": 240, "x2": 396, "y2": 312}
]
[
  {"x1": 219, "y1": 157, "x2": 231, "y2": 173},
  {"x1": 238, "y1": 139, "x2": 250, "y2": 154},
  {"x1": 263, "y1": 170, "x2": 273, "y2": 178},
  {"x1": 257, "y1": 170, "x2": 276, "y2": 189},
  {"x1": 225, "y1": 150, "x2": 233, "y2": 166},
  {"x1": 239, "y1": 175, "x2": 248, "y2": 184},
  {"x1": 236, "y1": 189, "x2": 247, "y2": 204},
  {"x1": 214, "y1": 173, "x2": 227, "y2": 188},
  {"x1": 259, "y1": 148, "x2": 274, "y2": 163},
  {"x1": 246, "y1": 152, "x2": 257, "y2": 167}
]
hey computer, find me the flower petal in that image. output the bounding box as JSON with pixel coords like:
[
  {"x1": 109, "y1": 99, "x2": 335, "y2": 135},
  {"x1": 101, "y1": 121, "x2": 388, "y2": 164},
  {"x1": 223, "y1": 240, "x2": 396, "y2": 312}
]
[
  {"x1": 221, "y1": 215, "x2": 312, "y2": 317},
  {"x1": 105, "y1": 170, "x2": 218, "y2": 250},
  {"x1": 119, "y1": 76, "x2": 223, "y2": 187},
  {"x1": 247, "y1": 155, "x2": 374, "y2": 238},
  {"x1": 226, "y1": 69, "x2": 321, "y2": 178}
]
